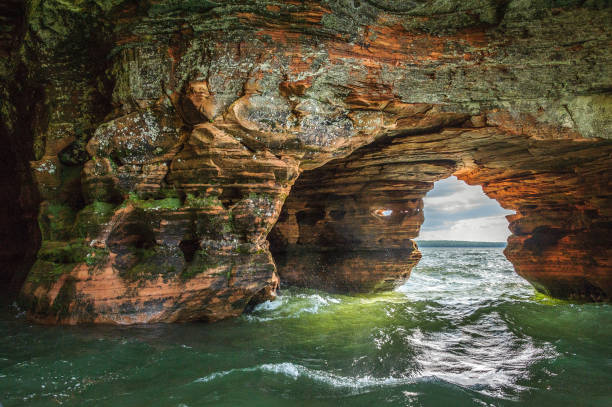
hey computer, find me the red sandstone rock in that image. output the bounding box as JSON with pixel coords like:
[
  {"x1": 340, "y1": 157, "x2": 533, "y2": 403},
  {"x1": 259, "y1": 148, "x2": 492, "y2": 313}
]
[
  {"x1": 273, "y1": 125, "x2": 612, "y2": 300},
  {"x1": 3, "y1": 1, "x2": 609, "y2": 324}
]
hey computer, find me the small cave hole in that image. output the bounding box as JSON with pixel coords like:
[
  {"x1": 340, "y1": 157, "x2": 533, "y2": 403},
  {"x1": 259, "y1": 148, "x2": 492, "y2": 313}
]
[
  {"x1": 219, "y1": 187, "x2": 242, "y2": 207},
  {"x1": 107, "y1": 218, "x2": 156, "y2": 254},
  {"x1": 106, "y1": 217, "x2": 157, "y2": 272},
  {"x1": 179, "y1": 239, "x2": 200, "y2": 263},
  {"x1": 277, "y1": 209, "x2": 289, "y2": 223},
  {"x1": 524, "y1": 226, "x2": 565, "y2": 255},
  {"x1": 373, "y1": 208, "x2": 393, "y2": 218},
  {"x1": 296, "y1": 207, "x2": 326, "y2": 226},
  {"x1": 329, "y1": 209, "x2": 346, "y2": 221}
]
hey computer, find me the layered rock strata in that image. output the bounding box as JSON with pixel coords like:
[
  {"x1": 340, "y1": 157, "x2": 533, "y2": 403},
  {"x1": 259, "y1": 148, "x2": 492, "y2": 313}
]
[
  {"x1": 0, "y1": 0, "x2": 608, "y2": 323},
  {"x1": 271, "y1": 116, "x2": 612, "y2": 300}
]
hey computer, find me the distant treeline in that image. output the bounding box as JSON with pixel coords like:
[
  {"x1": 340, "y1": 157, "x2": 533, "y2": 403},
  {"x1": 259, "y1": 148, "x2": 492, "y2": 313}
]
[{"x1": 416, "y1": 240, "x2": 506, "y2": 247}]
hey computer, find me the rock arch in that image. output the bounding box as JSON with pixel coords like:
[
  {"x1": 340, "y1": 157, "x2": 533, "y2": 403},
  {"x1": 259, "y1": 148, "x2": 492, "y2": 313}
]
[{"x1": 270, "y1": 120, "x2": 612, "y2": 300}]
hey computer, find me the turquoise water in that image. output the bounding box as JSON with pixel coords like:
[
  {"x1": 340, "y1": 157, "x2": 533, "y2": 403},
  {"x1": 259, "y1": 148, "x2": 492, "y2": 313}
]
[{"x1": 1, "y1": 247, "x2": 611, "y2": 406}]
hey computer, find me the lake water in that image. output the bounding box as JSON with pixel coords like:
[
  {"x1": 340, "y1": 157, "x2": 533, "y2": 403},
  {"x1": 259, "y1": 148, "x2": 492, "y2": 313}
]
[{"x1": 1, "y1": 247, "x2": 611, "y2": 406}]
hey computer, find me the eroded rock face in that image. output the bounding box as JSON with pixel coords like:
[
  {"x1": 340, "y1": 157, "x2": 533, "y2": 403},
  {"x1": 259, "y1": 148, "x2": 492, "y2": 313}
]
[
  {"x1": 1, "y1": 0, "x2": 609, "y2": 323},
  {"x1": 272, "y1": 121, "x2": 612, "y2": 300}
]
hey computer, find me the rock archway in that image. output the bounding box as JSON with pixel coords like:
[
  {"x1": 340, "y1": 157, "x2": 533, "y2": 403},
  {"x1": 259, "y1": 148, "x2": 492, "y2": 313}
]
[
  {"x1": 269, "y1": 118, "x2": 612, "y2": 300},
  {"x1": 4, "y1": 1, "x2": 611, "y2": 324}
]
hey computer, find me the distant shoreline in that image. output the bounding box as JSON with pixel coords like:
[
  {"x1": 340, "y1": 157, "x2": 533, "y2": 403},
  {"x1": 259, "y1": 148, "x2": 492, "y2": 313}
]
[{"x1": 416, "y1": 240, "x2": 506, "y2": 247}]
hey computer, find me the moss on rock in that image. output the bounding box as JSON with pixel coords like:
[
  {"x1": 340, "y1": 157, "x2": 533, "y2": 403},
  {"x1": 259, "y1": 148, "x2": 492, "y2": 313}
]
[
  {"x1": 73, "y1": 201, "x2": 116, "y2": 238},
  {"x1": 51, "y1": 277, "x2": 77, "y2": 319},
  {"x1": 120, "y1": 246, "x2": 183, "y2": 282},
  {"x1": 123, "y1": 192, "x2": 182, "y2": 211},
  {"x1": 27, "y1": 260, "x2": 76, "y2": 286},
  {"x1": 38, "y1": 202, "x2": 77, "y2": 241},
  {"x1": 37, "y1": 240, "x2": 89, "y2": 264},
  {"x1": 184, "y1": 193, "x2": 223, "y2": 208}
]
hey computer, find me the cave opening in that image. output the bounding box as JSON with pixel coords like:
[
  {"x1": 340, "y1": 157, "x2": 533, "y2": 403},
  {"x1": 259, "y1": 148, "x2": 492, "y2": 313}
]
[
  {"x1": 268, "y1": 171, "x2": 517, "y2": 296},
  {"x1": 397, "y1": 175, "x2": 520, "y2": 296},
  {"x1": 268, "y1": 123, "x2": 611, "y2": 302},
  {"x1": 417, "y1": 175, "x2": 515, "y2": 244}
]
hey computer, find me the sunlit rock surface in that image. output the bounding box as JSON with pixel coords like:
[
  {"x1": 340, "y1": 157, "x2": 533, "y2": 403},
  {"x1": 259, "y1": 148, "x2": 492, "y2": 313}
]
[
  {"x1": 0, "y1": 0, "x2": 610, "y2": 323},
  {"x1": 272, "y1": 122, "x2": 612, "y2": 300}
]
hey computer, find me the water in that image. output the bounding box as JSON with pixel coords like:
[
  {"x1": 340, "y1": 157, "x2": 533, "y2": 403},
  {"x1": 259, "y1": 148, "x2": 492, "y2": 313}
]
[{"x1": 1, "y1": 247, "x2": 611, "y2": 406}]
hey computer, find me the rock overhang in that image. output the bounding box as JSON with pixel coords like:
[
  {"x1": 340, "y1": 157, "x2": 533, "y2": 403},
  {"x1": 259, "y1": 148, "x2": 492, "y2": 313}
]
[{"x1": 0, "y1": 0, "x2": 608, "y2": 323}]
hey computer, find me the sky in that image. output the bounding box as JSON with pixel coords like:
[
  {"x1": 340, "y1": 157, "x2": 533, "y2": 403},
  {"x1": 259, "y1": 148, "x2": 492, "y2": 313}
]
[{"x1": 417, "y1": 176, "x2": 515, "y2": 242}]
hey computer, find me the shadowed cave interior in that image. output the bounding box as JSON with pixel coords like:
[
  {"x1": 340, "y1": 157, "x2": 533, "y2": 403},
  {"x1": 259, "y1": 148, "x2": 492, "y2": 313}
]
[{"x1": 269, "y1": 174, "x2": 514, "y2": 292}]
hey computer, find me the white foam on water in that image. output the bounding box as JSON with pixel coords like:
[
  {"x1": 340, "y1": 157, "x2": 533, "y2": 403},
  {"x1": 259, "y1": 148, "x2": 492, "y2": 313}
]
[
  {"x1": 193, "y1": 367, "x2": 257, "y2": 383},
  {"x1": 251, "y1": 299, "x2": 284, "y2": 312},
  {"x1": 193, "y1": 362, "x2": 413, "y2": 390},
  {"x1": 297, "y1": 294, "x2": 340, "y2": 314},
  {"x1": 260, "y1": 362, "x2": 413, "y2": 388},
  {"x1": 244, "y1": 292, "x2": 342, "y2": 322},
  {"x1": 406, "y1": 323, "x2": 558, "y2": 399}
]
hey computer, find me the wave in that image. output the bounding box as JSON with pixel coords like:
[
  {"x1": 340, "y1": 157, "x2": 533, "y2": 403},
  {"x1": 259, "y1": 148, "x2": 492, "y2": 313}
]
[
  {"x1": 191, "y1": 362, "x2": 523, "y2": 400},
  {"x1": 193, "y1": 362, "x2": 413, "y2": 389},
  {"x1": 243, "y1": 292, "x2": 341, "y2": 322}
]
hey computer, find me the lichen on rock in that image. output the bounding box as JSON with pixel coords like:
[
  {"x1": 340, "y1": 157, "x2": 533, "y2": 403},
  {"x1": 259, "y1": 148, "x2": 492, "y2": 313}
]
[{"x1": 1, "y1": 0, "x2": 609, "y2": 324}]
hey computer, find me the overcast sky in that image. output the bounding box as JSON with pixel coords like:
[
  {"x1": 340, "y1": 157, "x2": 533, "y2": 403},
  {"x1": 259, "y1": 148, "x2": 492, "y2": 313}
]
[{"x1": 417, "y1": 176, "x2": 514, "y2": 242}]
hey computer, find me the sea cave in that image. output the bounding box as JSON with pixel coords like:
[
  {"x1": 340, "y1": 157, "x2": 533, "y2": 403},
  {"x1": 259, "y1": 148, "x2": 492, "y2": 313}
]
[{"x1": 0, "y1": 0, "x2": 610, "y2": 405}]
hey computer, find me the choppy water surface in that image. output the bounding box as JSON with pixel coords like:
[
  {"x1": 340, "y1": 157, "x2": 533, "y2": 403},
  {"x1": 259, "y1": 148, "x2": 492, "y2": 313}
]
[{"x1": 1, "y1": 247, "x2": 611, "y2": 406}]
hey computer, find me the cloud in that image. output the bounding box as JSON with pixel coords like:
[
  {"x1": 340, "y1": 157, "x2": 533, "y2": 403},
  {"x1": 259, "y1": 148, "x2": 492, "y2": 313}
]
[
  {"x1": 424, "y1": 180, "x2": 467, "y2": 198},
  {"x1": 418, "y1": 216, "x2": 512, "y2": 242},
  {"x1": 418, "y1": 176, "x2": 514, "y2": 241}
]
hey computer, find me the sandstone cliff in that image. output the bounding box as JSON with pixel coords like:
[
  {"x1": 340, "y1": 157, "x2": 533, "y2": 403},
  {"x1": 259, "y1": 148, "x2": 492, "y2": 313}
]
[{"x1": 0, "y1": 0, "x2": 610, "y2": 323}]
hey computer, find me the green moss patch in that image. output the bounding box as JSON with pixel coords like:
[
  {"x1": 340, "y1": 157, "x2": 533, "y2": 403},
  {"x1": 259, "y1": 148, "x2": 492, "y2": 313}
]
[
  {"x1": 39, "y1": 202, "x2": 77, "y2": 241},
  {"x1": 51, "y1": 278, "x2": 77, "y2": 319},
  {"x1": 185, "y1": 193, "x2": 223, "y2": 208},
  {"x1": 31, "y1": 239, "x2": 110, "y2": 287},
  {"x1": 180, "y1": 249, "x2": 220, "y2": 280},
  {"x1": 147, "y1": 0, "x2": 218, "y2": 17},
  {"x1": 123, "y1": 192, "x2": 181, "y2": 211},
  {"x1": 38, "y1": 240, "x2": 90, "y2": 264},
  {"x1": 85, "y1": 247, "x2": 110, "y2": 267},
  {"x1": 73, "y1": 201, "x2": 116, "y2": 238},
  {"x1": 120, "y1": 247, "x2": 181, "y2": 282},
  {"x1": 27, "y1": 260, "x2": 76, "y2": 286}
]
